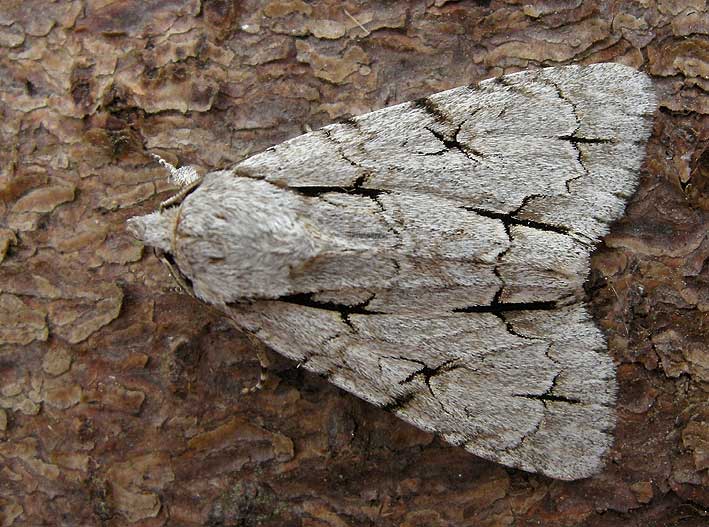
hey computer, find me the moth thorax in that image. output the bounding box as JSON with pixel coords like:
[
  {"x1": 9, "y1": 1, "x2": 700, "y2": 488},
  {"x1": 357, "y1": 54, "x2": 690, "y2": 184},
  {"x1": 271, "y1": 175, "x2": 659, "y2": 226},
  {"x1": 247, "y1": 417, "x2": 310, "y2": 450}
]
[{"x1": 171, "y1": 176, "x2": 325, "y2": 304}]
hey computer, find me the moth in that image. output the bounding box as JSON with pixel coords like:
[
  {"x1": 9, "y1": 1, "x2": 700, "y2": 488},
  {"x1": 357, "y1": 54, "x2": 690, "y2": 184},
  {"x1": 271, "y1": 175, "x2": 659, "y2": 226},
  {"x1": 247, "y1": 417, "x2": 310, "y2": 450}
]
[{"x1": 128, "y1": 63, "x2": 657, "y2": 480}]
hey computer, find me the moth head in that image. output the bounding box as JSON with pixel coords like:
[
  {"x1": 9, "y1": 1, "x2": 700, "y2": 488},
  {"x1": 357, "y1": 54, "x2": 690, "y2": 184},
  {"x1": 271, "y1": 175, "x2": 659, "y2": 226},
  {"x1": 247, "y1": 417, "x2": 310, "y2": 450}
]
[
  {"x1": 127, "y1": 206, "x2": 195, "y2": 298},
  {"x1": 126, "y1": 209, "x2": 178, "y2": 254},
  {"x1": 127, "y1": 173, "x2": 328, "y2": 305}
]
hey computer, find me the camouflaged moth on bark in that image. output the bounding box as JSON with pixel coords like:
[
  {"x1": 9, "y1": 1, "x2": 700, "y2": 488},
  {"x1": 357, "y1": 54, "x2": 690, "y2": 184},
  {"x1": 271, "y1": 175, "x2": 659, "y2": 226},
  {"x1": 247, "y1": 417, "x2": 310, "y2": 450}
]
[{"x1": 128, "y1": 63, "x2": 657, "y2": 480}]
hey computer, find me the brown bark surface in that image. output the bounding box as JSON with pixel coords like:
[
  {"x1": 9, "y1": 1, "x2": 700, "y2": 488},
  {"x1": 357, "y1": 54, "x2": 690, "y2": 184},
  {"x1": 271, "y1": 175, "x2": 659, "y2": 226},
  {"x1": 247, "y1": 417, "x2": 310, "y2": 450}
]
[{"x1": 0, "y1": 1, "x2": 707, "y2": 525}]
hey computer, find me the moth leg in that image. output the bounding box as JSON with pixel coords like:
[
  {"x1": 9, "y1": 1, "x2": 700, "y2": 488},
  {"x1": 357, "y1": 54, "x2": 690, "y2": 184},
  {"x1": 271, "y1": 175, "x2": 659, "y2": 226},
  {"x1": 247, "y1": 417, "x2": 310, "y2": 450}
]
[{"x1": 241, "y1": 334, "x2": 272, "y2": 394}]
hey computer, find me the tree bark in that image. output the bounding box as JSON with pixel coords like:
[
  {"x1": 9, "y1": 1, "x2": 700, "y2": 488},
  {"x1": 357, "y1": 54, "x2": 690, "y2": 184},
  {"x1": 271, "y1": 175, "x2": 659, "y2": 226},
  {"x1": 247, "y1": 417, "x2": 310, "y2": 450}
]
[{"x1": 0, "y1": 1, "x2": 707, "y2": 525}]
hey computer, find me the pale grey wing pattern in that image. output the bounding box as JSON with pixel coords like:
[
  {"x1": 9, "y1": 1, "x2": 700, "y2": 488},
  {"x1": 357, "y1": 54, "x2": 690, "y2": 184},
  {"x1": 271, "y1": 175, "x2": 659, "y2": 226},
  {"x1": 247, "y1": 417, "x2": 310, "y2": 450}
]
[
  {"x1": 215, "y1": 185, "x2": 618, "y2": 479},
  {"x1": 236, "y1": 62, "x2": 656, "y2": 244},
  {"x1": 226, "y1": 300, "x2": 614, "y2": 480},
  {"x1": 181, "y1": 176, "x2": 591, "y2": 312},
  {"x1": 231, "y1": 62, "x2": 656, "y2": 308},
  {"x1": 216, "y1": 63, "x2": 656, "y2": 479}
]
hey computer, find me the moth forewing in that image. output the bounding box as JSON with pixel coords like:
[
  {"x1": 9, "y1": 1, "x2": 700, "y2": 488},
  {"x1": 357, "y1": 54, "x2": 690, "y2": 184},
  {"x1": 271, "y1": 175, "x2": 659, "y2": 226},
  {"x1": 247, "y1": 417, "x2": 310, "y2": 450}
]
[{"x1": 129, "y1": 63, "x2": 657, "y2": 480}]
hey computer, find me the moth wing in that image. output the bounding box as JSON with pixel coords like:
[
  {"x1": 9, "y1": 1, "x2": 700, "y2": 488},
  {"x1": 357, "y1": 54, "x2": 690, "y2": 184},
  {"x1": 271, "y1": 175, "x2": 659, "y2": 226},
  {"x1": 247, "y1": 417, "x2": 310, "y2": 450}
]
[
  {"x1": 228, "y1": 301, "x2": 614, "y2": 481},
  {"x1": 217, "y1": 63, "x2": 656, "y2": 479},
  {"x1": 236, "y1": 62, "x2": 655, "y2": 244}
]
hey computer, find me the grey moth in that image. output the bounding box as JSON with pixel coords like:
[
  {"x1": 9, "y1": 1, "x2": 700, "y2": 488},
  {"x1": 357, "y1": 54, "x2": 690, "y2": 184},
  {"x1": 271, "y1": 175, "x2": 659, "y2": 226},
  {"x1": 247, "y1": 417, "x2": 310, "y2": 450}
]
[{"x1": 128, "y1": 63, "x2": 657, "y2": 480}]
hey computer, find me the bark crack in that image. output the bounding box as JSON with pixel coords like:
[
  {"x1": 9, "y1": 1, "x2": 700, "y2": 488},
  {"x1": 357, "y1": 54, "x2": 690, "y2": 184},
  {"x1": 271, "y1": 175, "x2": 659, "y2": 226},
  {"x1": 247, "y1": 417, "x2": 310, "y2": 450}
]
[
  {"x1": 380, "y1": 356, "x2": 464, "y2": 417},
  {"x1": 276, "y1": 292, "x2": 379, "y2": 331},
  {"x1": 397, "y1": 358, "x2": 461, "y2": 397},
  {"x1": 411, "y1": 96, "x2": 453, "y2": 126},
  {"x1": 424, "y1": 123, "x2": 486, "y2": 162},
  {"x1": 381, "y1": 391, "x2": 416, "y2": 413},
  {"x1": 456, "y1": 196, "x2": 559, "y2": 338},
  {"x1": 454, "y1": 300, "x2": 557, "y2": 313},
  {"x1": 287, "y1": 174, "x2": 388, "y2": 211},
  {"x1": 466, "y1": 206, "x2": 569, "y2": 236},
  {"x1": 412, "y1": 96, "x2": 485, "y2": 161},
  {"x1": 495, "y1": 413, "x2": 544, "y2": 455},
  {"x1": 289, "y1": 129, "x2": 388, "y2": 212},
  {"x1": 536, "y1": 77, "x2": 615, "y2": 192},
  {"x1": 494, "y1": 371, "x2": 581, "y2": 459},
  {"x1": 513, "y1": 372, "x2": 581, "y2": 405}
]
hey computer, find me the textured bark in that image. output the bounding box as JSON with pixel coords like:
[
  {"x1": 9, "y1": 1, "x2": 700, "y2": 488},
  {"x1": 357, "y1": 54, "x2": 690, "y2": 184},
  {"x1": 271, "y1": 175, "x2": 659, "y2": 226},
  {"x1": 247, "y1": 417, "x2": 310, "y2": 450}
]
[{"x1": 0, "y1": 1, "x2": 707, "y2": 526}]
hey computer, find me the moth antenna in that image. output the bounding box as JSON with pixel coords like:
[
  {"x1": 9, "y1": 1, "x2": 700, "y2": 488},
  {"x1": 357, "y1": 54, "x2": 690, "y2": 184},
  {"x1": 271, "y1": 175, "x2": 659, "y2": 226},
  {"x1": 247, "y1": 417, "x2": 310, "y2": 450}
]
[{"x1": 150, "y1": 153, "x2": 200, "y2": 187}]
